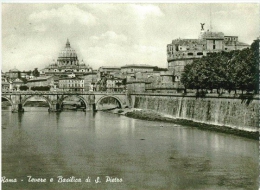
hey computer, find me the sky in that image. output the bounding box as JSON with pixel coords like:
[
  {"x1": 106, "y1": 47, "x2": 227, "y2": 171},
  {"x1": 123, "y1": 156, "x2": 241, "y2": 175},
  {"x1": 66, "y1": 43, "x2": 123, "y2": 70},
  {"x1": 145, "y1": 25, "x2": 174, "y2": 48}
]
[{"x1": 2, "y1": 3, "x2": 259, "y2": 72}]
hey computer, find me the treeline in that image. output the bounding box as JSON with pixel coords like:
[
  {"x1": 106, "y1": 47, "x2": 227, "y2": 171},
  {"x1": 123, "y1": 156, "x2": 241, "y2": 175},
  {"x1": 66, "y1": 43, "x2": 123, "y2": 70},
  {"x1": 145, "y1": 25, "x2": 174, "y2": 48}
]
[
  {"x1": 19, "y1": 86, "x2": 50, "y2": 91},
  {"x1": 31, "y1": 86, "x2": 50, "y2": 91},
  {"x1": 181, "y1": 40, "x2": 259, "y2": 94}
]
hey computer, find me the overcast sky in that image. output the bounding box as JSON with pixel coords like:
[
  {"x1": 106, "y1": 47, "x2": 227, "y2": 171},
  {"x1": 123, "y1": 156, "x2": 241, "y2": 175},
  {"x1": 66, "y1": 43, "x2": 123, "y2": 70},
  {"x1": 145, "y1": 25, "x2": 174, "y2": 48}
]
[{"x1": 2, "y1": 3, "x2": 259, "y2": 72}]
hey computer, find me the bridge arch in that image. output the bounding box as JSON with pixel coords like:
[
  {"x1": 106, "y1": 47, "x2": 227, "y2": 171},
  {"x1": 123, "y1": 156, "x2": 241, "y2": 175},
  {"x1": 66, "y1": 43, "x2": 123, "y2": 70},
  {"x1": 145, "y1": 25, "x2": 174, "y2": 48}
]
[
  {"x1": 58, "y1": 95, "x2": 88, "y2": 108},
  {"x1": 2, "y1": 96, "x2": 13, "y2": 106},
  {"x1": 96, "y1": 95, "x2": 123, "y2": 109},
  {"x1": 21, "y1": 95, "x2": 52, "y2": 108}
]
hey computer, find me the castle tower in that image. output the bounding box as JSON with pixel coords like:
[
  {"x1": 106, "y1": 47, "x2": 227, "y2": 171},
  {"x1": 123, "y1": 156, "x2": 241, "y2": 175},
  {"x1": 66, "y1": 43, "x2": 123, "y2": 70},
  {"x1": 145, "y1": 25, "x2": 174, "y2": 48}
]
[{"x1": 166, "y1": 23, "x2": 249, "y2": 92}]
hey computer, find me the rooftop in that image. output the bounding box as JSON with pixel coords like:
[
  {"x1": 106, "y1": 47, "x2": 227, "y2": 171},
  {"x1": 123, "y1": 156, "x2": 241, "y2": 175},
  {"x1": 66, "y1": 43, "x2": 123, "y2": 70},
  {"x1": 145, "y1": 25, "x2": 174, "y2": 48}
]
[
  {"x1": 59, "y1": 76, "x2": 84, "y2": 80},
  {"x1": 121, "y1": 64, "x2": 155, "y2": 68},
  {"x1": 28, "y1": 76, "x2": 53, "y2": 82}
]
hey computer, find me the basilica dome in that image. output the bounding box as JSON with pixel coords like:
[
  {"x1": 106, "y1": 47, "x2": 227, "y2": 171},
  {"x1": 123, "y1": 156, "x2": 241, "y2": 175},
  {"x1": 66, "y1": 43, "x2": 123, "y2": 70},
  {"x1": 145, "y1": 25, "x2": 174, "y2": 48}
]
[{"x1": 58, "y1": 39, "x2": 78, "y2": 58}]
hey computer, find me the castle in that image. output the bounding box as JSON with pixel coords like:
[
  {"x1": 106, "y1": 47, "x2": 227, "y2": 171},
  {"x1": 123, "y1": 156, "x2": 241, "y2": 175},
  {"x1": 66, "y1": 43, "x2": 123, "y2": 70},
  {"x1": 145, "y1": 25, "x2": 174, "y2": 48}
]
[{"x1": 167, "y1": 23, "x2": 249, "y2": 89}]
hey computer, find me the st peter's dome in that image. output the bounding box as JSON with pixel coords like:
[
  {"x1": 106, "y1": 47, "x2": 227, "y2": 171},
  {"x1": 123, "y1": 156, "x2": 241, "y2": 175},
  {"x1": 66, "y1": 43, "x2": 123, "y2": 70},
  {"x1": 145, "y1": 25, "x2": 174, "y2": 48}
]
[{"x1": 58, "y1": 39, "x2": 78, "y2": 58}]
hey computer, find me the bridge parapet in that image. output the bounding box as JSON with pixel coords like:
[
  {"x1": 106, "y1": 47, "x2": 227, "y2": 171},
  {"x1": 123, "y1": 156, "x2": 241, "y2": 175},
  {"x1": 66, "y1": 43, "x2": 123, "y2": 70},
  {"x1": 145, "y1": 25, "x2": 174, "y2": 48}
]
[
  {"x1": 2, "y1": 90, "x2": 129, "y2": 112},
  {"x1": 1, "y1": 90, "x2": 126, "y2": 96}
]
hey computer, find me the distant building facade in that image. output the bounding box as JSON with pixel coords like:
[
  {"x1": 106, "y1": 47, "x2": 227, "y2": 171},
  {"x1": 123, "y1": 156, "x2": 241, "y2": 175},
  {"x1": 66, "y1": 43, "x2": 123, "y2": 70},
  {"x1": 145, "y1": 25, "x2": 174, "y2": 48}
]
[
  {"x1": 84, "y1": 73, "x2": 97, "y2": 91},
  {"x1": 2, "y1": 77, "x2": 10, "y2": 91},
  {"x1": 6, "y1": 68, "x2": 20, "y2": 79},
  {"x1": 10, "y1": 78, "x2": 25, "y2": 91},
  {"x1": 59, "y1": 77, "x2": 84, "y2": 92},
  {"x1": 121, "y1": 64, "x2": 155, "y2": 74},
  {"x1": 106, "y1": 77, "x2": 125, "y2": 92},
  {"x1": 27, "y1": 76, "x2": 54, "y2": 90}
]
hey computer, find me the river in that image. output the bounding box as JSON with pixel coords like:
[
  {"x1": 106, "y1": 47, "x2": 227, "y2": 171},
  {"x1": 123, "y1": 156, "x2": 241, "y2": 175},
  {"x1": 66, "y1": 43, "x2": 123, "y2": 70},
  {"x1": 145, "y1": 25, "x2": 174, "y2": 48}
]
[{"x1": 2, "y1": 106, "x2": 259, "y2": 190}]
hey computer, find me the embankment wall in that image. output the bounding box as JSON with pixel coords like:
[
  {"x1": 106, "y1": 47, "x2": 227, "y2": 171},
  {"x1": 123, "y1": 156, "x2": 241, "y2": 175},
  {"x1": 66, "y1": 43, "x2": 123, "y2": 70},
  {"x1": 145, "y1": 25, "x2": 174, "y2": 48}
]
[{"x1": 130, "y1": 94, "x2": 259, "y2": 132}]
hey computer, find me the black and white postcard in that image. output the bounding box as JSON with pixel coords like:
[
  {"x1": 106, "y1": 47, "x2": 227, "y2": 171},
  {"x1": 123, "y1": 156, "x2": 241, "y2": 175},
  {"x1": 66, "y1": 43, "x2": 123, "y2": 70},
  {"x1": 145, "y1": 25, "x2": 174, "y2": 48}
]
[{"x1": 1, "y1": 2, "x2": 259, "y2": 190}]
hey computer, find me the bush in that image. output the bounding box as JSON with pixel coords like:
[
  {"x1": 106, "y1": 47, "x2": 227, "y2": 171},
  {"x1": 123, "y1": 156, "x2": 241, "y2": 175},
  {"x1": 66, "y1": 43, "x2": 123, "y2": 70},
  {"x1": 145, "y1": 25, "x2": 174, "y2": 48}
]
[
  {"x1": 20, "y1": 85, "x2": 29, "y2": 91},
  {"x1": 31, "y1": 86, "x2": 50, "y2": 91},
  {"x1": 117, "y1": 109, "x2": 124, "y2": 114}
]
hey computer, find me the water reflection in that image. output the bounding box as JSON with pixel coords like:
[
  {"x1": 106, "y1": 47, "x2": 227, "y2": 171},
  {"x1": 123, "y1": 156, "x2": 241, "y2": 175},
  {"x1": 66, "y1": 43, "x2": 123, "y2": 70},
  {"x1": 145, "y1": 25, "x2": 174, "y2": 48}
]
[
  {"x1": 17, "y1": 112, "x2": 24, "y2": 128},
  {"x1": 1, "y1": 107, "x2": 258, "y2": 190}
]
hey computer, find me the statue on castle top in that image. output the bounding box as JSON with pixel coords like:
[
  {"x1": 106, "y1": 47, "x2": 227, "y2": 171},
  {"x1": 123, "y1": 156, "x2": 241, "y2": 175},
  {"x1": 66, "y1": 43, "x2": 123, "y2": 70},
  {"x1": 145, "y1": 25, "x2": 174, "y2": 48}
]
[{"x1": 200, "y1": 23, "x2": 205, "y2": 31}]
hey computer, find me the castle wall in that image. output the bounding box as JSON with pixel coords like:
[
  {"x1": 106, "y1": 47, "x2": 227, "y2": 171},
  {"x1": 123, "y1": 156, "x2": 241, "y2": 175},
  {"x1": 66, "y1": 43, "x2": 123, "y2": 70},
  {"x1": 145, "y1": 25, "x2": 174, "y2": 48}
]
[
  {"x1": 168, "y1": 59, "x2": 193, "y2": 80},
  {"x1": 131, "y1": 94, "x2": 259, "y2": 132}
]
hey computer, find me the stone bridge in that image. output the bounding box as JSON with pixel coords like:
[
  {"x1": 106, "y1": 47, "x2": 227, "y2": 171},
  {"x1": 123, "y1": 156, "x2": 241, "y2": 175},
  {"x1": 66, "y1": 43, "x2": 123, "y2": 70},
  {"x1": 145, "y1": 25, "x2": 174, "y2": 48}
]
[{"x1": 1, "y1": 91, "x2": 129, "y2": 112}]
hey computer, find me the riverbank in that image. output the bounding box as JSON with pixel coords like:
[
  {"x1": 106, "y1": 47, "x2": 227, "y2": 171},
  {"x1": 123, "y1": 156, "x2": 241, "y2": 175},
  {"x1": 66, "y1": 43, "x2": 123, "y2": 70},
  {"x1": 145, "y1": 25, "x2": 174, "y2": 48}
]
[{"x1": 106, "y1": 108, "x2": 258, "y2": 140}]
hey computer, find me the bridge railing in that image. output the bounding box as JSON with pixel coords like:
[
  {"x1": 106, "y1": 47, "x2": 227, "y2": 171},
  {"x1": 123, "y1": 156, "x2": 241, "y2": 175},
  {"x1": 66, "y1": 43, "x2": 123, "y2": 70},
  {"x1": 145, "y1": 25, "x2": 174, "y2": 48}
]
[{"x1": 1, "y1": 90, "x2": 127, "y2": 95}]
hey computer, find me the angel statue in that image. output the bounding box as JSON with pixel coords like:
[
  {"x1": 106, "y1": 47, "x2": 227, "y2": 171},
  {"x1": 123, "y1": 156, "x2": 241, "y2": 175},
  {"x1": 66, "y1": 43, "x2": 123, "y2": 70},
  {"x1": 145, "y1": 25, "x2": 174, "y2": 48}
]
[{"x1": 200, "y1": 23, "x2": 205, "y2": 31}]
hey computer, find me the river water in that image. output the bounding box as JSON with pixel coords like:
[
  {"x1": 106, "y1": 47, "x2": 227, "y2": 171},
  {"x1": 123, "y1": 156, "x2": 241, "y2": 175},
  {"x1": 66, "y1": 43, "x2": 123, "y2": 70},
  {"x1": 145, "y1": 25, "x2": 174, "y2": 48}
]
[{"x1": 2, "y1": 106, "x2": 259, "y2": 190}]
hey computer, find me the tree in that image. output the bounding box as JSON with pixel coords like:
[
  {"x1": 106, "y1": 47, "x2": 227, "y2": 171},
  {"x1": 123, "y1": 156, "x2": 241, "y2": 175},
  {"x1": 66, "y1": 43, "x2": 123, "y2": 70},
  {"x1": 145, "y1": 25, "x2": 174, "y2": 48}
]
[
  {"x1": 32, "y1": 68, "x2": 40, "y2": 77},
  {"x1": 31, "y1": 86, "x2": 50, "y2": 91},
  {"x1": 181, "y1": 43, "x2": 258, "y2": 94},
  {"x1": 250, "y1": 39, "x2": 259, "y2": 93},
  {"x1": 20, "y1": 85, "x2": 29, "y2": 91}
]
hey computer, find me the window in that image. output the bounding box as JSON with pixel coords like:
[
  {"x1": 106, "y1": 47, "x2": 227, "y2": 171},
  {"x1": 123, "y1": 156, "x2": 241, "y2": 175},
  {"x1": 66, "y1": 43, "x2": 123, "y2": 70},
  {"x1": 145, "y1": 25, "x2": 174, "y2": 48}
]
[
  {"x1": 197, "y1": 52, "x2": 203, "y2": 55},
  {"x1": 188, "y1": 53, "x2": 193, "y2": 56}
]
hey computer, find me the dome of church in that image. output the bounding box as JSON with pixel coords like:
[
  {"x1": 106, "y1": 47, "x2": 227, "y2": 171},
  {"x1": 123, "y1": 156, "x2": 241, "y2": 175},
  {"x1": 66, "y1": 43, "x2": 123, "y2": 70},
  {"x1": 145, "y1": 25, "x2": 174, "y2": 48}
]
[
  {"x1": 9, "y1": 67, "x2": 20, "y2": 72},
  {"x1": 58, "y1": 39, "x2": 77, "y2": 58}
]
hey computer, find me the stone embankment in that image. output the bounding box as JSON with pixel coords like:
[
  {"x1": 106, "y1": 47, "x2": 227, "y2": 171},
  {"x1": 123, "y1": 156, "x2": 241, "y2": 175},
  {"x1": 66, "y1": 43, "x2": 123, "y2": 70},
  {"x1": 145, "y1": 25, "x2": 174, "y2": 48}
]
[
  {"x1": 108, "y1": 93, "x2": 259, "y2": 140},
  {"x1": 107, "y1": 108, "x2": 258, "y2": 140}
]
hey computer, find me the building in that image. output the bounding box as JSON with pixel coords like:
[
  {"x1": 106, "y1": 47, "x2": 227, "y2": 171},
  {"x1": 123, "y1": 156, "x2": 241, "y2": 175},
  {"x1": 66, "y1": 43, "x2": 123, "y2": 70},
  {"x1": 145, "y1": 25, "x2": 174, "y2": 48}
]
[
  {"x1": 2, "y1": 77, "x2": 10, "y2": 91},
  {"x1": 98, "y1": 66, "x2": 121, "y2": 74},
  {"x1": 6, "y1": 68, "x2": 20, "y2": 79},
  {"x1": 59, "y1": 77, "x2": 84, "y2": 92},
  {"x1": 41, "y1": 39, "x2": 93, "y2": 77},
  {"x1": 84, "y1": 72, "x2": 97, "y2": 91},
  {"x1": 167, "y1": 24, "x2": 250, "y2": 89},
  {"x1": 126, "y1": 72, "x2": 148, "y2": 93},
  {"x1": 106, "y1": 76, "x2": 125, "y2": 92},
  {"x1": 10, "y1": 78, "x2": 25, "y2": 91},
  {"x1": 126, "y1": 80, "x2": 146, "y2": 93},
  {"x1": 121, "y1": 64, "x2": 155, "y2": 74},
  {"x1": 27, "y1": 76, "x2": 54, "y2": 90}
]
